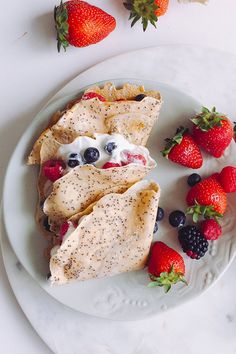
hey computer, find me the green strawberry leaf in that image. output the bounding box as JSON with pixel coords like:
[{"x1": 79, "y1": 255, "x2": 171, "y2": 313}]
[{"x1": 191, "y1": 106, "x2": 227, "y2": 132}]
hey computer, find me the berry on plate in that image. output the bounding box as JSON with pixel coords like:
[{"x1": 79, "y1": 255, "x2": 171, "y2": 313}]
[
  {"x1": 102, "y1": 162, "x2": 121, "y2": 169},
  {"x1": 148, "y1": 241, "x2": 187, "y2": 292},
  {"x1": 161, "y1": 127, "x2": 203, "y2": 169},
  {"x1": 169, "y1": 210, "x2": 186, "y2": 228},
  {"x1": 82, "y1": 92, "x2": 106, "y2": 102},
  {"x1": 187, "y1": 173, "x2": 202, "y2": 187},
  {"x1": 54, "y1": 0, "x2": 116, "y2": 52},
  {"x1": 186, "y1": 175, "x2": 227, "y2": 221},
  {"x1": 43, "y1": 159, "x2": 65, "y2": 182},
  {"x1": 123, "y1": 0, "x2": 169, "y2": 31},
  {"x1": 219, "y1": 166, "x2": 236, "y2": 193},
  {"x1": 191, "y1": 107, "x2": 233, "y2": 158},
  {"x1": 200, "y1": 219, "x2": 222, "y2": 241},
  {"x1": 178, "y1": 225, "x2": 209, "y2": 259}
]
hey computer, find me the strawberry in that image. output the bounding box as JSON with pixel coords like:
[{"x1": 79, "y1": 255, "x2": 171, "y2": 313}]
[
  {"x1": 219, "y1": 166, "x2": 236, "y2": 193},
  {"x1": 54, "y1": 1, "x2": 116, "y2": 52},
  {"x1": 43, "y1": 160, "x2": 65, "y2": 182},
  {"x1": 191, "y1": 107, "x2": 233, "y2": 158},
  {"x1": 102, "y1": 162, "x2": 121, "y2": 169},
  {"x1": 148, "y1": 241, "x2": 187, "y2": 292},
  {"x1": 123, "y1": 0, "x2": 169, "y2": 31},
  {"x1": 82, "y1": 92, "x2": 106, "y2": 102},
  {"x1": 161, "y1": 126, "x2": 203, "y2": 169},
  {"x1": 200, "y1": 219, "x2": 222, "y2": 241},
  {"x1": 121, "y1": 151, "x2": 147, "y2": 166},
  {"x1": 186, "y1": 175, "x2": 227, "y2": 222}
]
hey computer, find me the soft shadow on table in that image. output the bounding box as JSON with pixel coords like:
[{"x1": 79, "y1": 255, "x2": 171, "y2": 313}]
[{"x1": 30, "y1": 13, "x2": 55, "y2": 51}]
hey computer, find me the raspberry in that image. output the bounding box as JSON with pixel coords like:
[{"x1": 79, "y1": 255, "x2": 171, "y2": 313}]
[
  {"x1": 200, "y1": 219, "x2": 222, "y2": 240},
  {"x1": 81, "y1": 92, "x2": 106, "y2": 102},
  {"x1": 43, "y1": 159, "x2": 65, "y2": 182},
  {"x1": 178, "y1": 225, "x2": 208, "y2": 260},
  {"x1": 102, "y1": 162, "x2": 121, "y2": 169}
]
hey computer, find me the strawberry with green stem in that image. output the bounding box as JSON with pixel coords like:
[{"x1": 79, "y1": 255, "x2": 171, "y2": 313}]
[
  {"x1": 123, "y1": 0, "x2": 169, "y2": 31},
  {"x1": 54, "y1": 1, "x2": 116, "y2": 52},
  {"x1": 161, "y1": 126, "x2": 203, "y2": 169},
  {"x1": 148, "y1": 241, "x2": 187, "y2": 293},
  {"x1": 186, "y1": 175, "x2": 227, "y2": 222},
  {"x1": 191, "y1": 107, "x2": 233, "y2": 158}
]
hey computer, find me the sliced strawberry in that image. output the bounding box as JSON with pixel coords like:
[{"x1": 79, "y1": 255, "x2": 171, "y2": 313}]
[
  {"x1": 121, "y1": 151, "x2": 147, "y2": 166},
  {"x1": 81, "y1": 92, "x2": 106, "y2": 102},
  {"x1": 43, "y1": 160, "x2": 65, "y2": 182},
  {"x1": 102, "y1": 162, "x2": 121, "y2": 169}
]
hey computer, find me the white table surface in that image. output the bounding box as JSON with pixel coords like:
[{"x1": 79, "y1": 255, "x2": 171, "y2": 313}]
[{"x1": 1, "y1": 0, "x2": 236, "y2": 353}]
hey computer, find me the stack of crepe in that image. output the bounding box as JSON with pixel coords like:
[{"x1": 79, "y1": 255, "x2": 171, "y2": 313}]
[{"x1": 28, "y1": 83, "x2": 162, "y2": 285}]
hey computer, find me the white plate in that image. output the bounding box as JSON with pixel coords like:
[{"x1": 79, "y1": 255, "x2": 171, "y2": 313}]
[{"x1": 3, "y1": 79, "x2": 236, "y2": 320}]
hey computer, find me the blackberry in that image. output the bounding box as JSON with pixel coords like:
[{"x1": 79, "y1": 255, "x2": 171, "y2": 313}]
[
  {"x1": 169, "y1": 210, "x2": 186, "y2": 228},
  {"x1": 156, "y1": 207, "x2": 164, "y2": 221},
  {"x1": 178, "y1": 225, "x2": 208, "y2": 259},
  {"x1": 187, "y1": 173, "x2": 202, "y2": 187}
]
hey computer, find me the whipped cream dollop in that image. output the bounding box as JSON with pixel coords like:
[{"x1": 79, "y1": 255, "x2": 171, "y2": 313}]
[{"x1": 57, "y1": 133, "x2": 155, "y2": 170}]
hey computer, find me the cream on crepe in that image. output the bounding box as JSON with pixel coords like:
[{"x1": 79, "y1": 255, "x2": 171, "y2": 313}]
[
  {"x1": 28, "y1": 83, "x2": 162, "y2": 164},
  {"x1": 37, "y1": 133, "x2": 156, "y2": 234}
]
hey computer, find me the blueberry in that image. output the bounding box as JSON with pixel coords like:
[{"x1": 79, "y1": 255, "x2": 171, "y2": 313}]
[
  {"x1": 153, "y1": 221, "x2": 158, "y2": 233},
  {"x1": 69, "y1": 153, "x2": 78, "y2": 159},
  {"x1": 104, "y1": 142, "x2": 117, "y2": 155},
  {"x1": 156, "y1": 207, "x2": 164, "y2": 221},
  {"x1": 134, "y1": 94, "x2": 146, "y2": 101},
  {"x1": 68, "y1": 159, "x2": 80, "y2": 168},
  {"x1": 43, "y1": 217, "x2": 51, "y2": 232},
  {"x1": 187, "y1": 173, "x2": 202, "y2": 187},
  {"x1": 169, "y1": 210, "x2": 186, "y2": 228},
  {"x1": 84, "y1": 147, "x2": 100, "y2": 164}
]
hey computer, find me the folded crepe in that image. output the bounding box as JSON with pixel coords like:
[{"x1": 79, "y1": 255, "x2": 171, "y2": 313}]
[
  {"x1": 28, "y1": 83, "x2": 162, "y2": 165},
  {"x1": 49, "y1": 180, "x2": 160, "y2": 285},
  {"x1": 38, "y1": 133, "x2": 156, "y2": 233}
]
